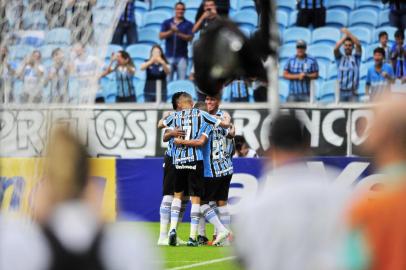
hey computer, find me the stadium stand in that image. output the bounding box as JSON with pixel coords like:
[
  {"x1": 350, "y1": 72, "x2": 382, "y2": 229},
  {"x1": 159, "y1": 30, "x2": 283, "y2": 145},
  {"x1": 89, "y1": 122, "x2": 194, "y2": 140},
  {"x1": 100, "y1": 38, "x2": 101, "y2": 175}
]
[{"x1": 1, "y1": 0, "x2": 394, "y2": 104}]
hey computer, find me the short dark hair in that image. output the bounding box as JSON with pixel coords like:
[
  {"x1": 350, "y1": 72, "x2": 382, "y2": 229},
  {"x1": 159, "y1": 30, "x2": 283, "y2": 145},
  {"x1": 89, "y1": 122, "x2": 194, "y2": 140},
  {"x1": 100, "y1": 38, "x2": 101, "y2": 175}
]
[
  {"x1": 269, "y1": 114, "x2": 309, "y2": 151},
  {"x1": 344, "y1": 37, "x2": 353, "y2": 44},
  {"x1": 175, "y1": 2, "x2": 185, "y2": 8},
  {"x1": 51, "y1": 48, "x2": 62, "y2": 58},
  {"x1": 171, "y1": 91, "x2": 184, "y2": 110},
  {"x1": 378, "y1": 31, "x2": 388, "y2": 39},
  {"x1": 194, "y1": 101, "x2": 207, "y2": 111},
  {"x1": 234, "y1": 135, "x2": 247, "y2": 152},
  {"x1": 395, "y1": 29, "x2": 404, "y2": 39},
  {"x1": 374, "y1": 47, "x2": 386, "y2": 58}
]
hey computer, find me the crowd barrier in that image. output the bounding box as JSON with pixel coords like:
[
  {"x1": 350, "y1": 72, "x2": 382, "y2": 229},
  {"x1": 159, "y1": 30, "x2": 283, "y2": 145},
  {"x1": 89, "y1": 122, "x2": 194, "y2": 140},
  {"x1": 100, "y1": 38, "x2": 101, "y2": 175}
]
[
  {"x1": 1, "y1": 157, "x2": 381, "y2": 222},
  {"x1": 0, "y1": 103, "x2": 373, "y2": 157}
]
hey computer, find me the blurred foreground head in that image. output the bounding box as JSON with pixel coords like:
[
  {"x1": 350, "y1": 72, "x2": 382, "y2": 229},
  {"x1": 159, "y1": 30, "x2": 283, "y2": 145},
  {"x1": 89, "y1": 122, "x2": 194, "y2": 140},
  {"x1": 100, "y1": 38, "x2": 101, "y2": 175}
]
[
  {"x1": 362, "y1": 93, "x2": 406, "y2": 169},
  {"x1": 269, "y1": 114, "x2": 310, "y2": 167},
  {"x1": 42, "y1": 127, "x2": 89, "y2": 205}
]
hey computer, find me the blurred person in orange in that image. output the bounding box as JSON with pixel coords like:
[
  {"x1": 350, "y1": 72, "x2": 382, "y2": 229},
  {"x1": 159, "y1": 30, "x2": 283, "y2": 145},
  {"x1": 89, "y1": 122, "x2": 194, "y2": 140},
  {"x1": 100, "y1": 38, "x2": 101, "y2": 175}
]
[{"x1": 347, "y1": 93, "x2": 406, "y2": 270}]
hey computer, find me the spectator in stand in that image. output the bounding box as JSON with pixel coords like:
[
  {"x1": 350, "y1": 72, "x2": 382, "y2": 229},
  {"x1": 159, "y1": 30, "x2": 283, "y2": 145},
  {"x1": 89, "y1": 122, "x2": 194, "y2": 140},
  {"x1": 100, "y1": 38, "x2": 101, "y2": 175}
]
[
  {"x1": 390, "y1": 30, "x2": 406, "y2": 80},
  {"x1": 16, "y1": 50, "x2": 45, "y2": 103},
  {"x1": 46, "y1": 48, "x2": 70, "y2": 103},
  {"x1": 382, "y1": 0, "x2": 406, "y2": 32},
  {"x1": 378, "y1": 31, "x2": 391, "y2": 64},
  {"x1": 283, "y1": 40, "x2": 319, "y2": 102},
  {"x1": 192, "y1": 0, "x2": 220, "y2": 34},
  {"x1": 70, "y1": 43, "x2": 100, "y2": 103},
  {"x1": 334, "y1": 28, "x2": 362, "y2": 102},
  {"x1": 296, "y1": 0, "x2": 326, "y2": 28},
  {"x1": 195, "y1": 0, "x2": 230, "y2": 20},
  {"x1": 226, "y1": 77, "x2": 251, "y2": 102},
  {"x1": 159, "y1": 2, "x2": 193, "y2": 81},
  {"x1": 141, "y1": 45, "x2": 171, "y2": 102},
  {"x1": 234, "y1": 135, "x2": 258, "y2": 158},
  {"x1": 101, "y1": 51, "x2": 136, "y2": 102},
  {"x1": 366, "y1": 47, "x2": 395, "y2": 101},
  {"x1": 0, "y1": 46, "x2": 15, "y2": 103},
  {"x1": 112, "y1": 0, "x2": 138, "y2": 46}
]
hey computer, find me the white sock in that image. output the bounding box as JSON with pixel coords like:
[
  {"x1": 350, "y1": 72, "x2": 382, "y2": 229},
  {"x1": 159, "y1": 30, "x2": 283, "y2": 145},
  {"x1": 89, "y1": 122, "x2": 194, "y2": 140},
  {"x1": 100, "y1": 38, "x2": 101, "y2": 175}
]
[
  {"x1": 209, "y1": 201, "x2": 219, "y2": 236},
  {"x1": 201, "y1": 204, "x2": 227, "y2": 234},
  {"x1": 190, "y1": 204, "x2": 200, "y2": 240},
  {"x1": 169, "y1": 198, "x2": 182, "y2": 232},
  {"x1": 218, "y1": 205, "x2": 231, "y2": 230},
  {"x1": 159, "y1": 195, "x2": 173, "y2": 239},
  {"x1": 178, "y1": 199, "x2": 188, "y2": 224},
  {"x1": 198, "y1": 214, "x2": 206, "y2": 236}
]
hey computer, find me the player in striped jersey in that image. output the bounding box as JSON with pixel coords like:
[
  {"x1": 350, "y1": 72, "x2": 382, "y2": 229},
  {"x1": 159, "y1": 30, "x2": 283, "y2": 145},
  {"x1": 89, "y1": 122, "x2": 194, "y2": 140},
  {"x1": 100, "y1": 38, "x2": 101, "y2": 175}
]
[
  {"x1": 175, "y1": 94, "x2": 235, "y2": 246},
  {"x1": 161, "y1": 92, "x2": 230, "y2": 247},
  {"x1": 157, "y1": 92, "x2": 188, "y2": 246}
]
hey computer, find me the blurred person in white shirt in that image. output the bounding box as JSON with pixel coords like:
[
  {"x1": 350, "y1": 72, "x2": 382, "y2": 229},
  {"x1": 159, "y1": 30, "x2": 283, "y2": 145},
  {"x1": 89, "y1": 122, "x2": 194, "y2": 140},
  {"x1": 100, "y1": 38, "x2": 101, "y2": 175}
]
[
  {"x1": 234, "y1": 114, "x2": 350, "y2": 270},
  {"x1": 0, "y1": 127, "x2": 161, "y2": 270}
]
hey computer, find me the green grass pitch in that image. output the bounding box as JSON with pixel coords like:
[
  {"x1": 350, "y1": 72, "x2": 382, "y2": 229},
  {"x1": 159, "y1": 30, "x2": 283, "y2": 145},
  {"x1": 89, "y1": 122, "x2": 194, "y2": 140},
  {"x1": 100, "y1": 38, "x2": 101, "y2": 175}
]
[{"x1": 139, "y1": 222, "x2": 243, "y2": 270}]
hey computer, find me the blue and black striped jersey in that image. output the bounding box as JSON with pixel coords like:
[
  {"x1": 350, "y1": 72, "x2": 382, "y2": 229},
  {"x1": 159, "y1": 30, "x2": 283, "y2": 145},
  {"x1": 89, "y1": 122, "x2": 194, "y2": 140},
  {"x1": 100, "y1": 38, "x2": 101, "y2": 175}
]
[
  {"x1": 202, "y1": 110, "x2": 234, "y2": 178},
  {"x1": 164, "y1": 108, "x2": 220, "y2": 165}
]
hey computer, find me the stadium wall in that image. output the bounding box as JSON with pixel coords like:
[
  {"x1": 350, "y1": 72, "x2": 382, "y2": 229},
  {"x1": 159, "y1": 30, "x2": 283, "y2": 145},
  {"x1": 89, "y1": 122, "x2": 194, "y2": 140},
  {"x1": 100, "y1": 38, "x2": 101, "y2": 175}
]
[
  {"x1": 0, "y1": 104, "x2": 373, "y2": 157},
  {"x1": 1, "y1": 157, "x2": 382, "y2": 222}
]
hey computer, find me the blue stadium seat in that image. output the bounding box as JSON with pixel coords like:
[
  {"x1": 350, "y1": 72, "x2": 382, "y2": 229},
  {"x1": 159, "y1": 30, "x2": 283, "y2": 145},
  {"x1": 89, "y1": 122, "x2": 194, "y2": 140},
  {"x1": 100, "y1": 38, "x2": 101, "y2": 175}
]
[
  {"x1": 135, "y1": 1, "x2": 149, "y2": 13},
  {"x1": 379, "y1": 9, "x2": 390, "y2": 26},
  {"x1": 144, "y1": 10, "x2": 172, "y2": 28},
  {"x1": 288, "y1": 10, "x2": 298, "y2": 27},
  {"x1": 167, "y1": 80, "x2": 196, "y2": 101},
  {"x1": 138, "y1": 28, "x2": 160, "y2": 45},
  {"x1": 348, "y1": 27, "x2": 372, "y2": 46},
  {"x1": 239, "y1": 0, "x2": 256, "y2": 11},
  {"x1": 44, "y1": 28, "x2": 71, "y2": 45},
  {"x1": 23, "y1": 11, "x2": 47, "y2": 30},
  {"x1": 230, "y1": 0, "x2": 239, "y2": 12},
  {"x1": 360, "y1": 64, "x2": 368, "y2": 80},
  {"x1": 17, "y1": 31, "x2": 45, "y2": 47},
  {"x1": 278, "y1": 60, "x2": 287, "y2": 77},
  {"x1": 312, "y1": 27, "x2": 341, "y2": 46},
  {"x1": 9, "y1": 45, "x2": 35, "y2": 61},
  {"x1": 318, "y1": 80, "x2": 337, "y2": 103},
  {"x1": 239, "y1": 25, "x2": 253, "y2": 37},
  {"x1": 95, "y1": 0, "x2": 115, "y2": 9},
  {"x1": 276, "y1": 0, "x2": 296, "y2": 12},
  {"x1": 279, "y1": 44, "x2": 296, "y2": 61},
  {"x1": 283, "y1": 27, "x2": 311, "y2": 45},
  {"x1": 278, "y1": 79, "x2": 289, "y2": 102},
  {"x1": 358, "y1": 80, "x2": 366, "y2": 100},
  {"x1": 349, "y1": 9, "x2": 378, "y2": 28},
  {"x1": 127, "y1": 44, "x2": 152, "y2": 61},
  {"x1": 135, "y1": 11, "x2": 144, "y2": 27},
  {"x1": 308, "y1": 44, "x2": 335, "y2": 65},
  {"x1": 356, "y1": 1, "x2": 384, "y2": 11},
  {"x1": 184, "y1": 0, "x2": 201, "y2": 10},
  {"x1": 105, "y1": 44, "x2": 123, "y2": 60},
  {"x1": 276, "y1": 10, "x2": 289, "y2": 28},
  {"x1": 232, "y1": 10, "x2": 258, "y2": 28},
  {"x1": 327, "y1": 64, "x2": 338, "y2": 80},
  {"x1": 326, "y1": 9, "x2": 348, "y2": 28},
  {"x1": 135, "y1": 80, "x2": 146, "y2": 102},
  {"x1": 104, "y1": 84, "x2": 117, "y2": 104},
  {"x1": 134, "y1": 60, "x2": 147, "y2": 80},
  {"x1": 40, "y1": 44, "x2": 60, "y2": 61},
  {"x1": 185, "y1": 9, "x2": 197, "y2": 23},
  {"x1": 317, "y1": 62, "x2": 328, "y2": 80},
  {"x1": 326, "y1": 0, "x2": 355, "y2": 12},
  {"x1": 373, "y1": 26, "x2": 397, "y2": 43},
  {"x1": 152, "y1": 0, "x2": 177, "y2": 12}
]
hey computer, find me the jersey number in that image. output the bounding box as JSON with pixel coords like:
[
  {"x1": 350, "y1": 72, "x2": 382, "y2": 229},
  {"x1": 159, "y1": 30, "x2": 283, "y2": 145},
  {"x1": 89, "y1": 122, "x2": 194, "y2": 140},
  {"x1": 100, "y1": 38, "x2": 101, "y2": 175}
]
[{"x1": 183, "y1": 126, "x2": 192, "y2": 140}]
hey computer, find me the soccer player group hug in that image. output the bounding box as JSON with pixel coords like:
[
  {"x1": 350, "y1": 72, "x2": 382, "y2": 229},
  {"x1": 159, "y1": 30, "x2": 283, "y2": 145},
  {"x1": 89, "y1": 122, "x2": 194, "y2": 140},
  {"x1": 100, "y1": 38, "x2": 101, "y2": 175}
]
[{"x1": 157, "y1": 91, "x2": 235, "y2": 247}]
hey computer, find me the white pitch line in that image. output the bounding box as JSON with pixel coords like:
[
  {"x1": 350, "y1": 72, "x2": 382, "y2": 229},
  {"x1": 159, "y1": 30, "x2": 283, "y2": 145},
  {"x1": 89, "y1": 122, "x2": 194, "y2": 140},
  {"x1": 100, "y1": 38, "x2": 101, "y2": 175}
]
[{"x1": 167, "y1": 256, "x2": 237, "y2": 270}]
